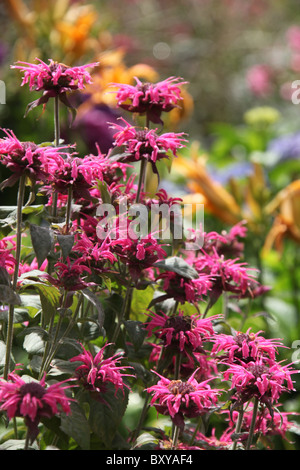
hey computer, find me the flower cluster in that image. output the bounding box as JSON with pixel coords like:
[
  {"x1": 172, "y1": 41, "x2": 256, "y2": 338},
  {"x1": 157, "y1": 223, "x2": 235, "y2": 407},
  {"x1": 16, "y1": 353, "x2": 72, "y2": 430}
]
[{"x1": 0, "y1": 55, "x2": 298, "y2": 452}]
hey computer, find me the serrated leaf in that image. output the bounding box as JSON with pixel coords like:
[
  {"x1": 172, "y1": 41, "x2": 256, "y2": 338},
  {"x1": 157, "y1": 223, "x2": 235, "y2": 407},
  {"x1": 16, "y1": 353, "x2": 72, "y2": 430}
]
[
  {"x1": 22, "y1": 328, "x2": 48, "y2": 355},
  {"x1": 30, "y1": 223, "x2": 54, "y2": 268},
  {"x1": 154, "y1": 256, "x2": 199, "y2": 280},
  {"x1": 82, "y1": 289, "x2": 105, "y2": 329},
  {"x1": 124, "y1": 320, "x2": 147, "y2": 351},
  {"x1": 0, "y1": 285, "x2": 21, "y2": 305},
  {"x1": 60, "y1": 401, "x2": 90, "y2": 450},
  {"x1": 88, "y1": 385, "x2": 129, "y2": 448},
  {"x1": 57, "y1": 234, "x2": 74, "y2": 260}
]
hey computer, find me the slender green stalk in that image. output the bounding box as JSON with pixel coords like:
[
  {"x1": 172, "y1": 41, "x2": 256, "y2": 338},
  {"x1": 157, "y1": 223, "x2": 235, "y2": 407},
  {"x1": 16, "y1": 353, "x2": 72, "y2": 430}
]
[
  {"x1": 110, "y1": 285, "x2": 133, "y2": 346},
  {"x1": 171, "y1": 425, "x2": 180, "y2": 450},
  {"x1": 24, "y1": 428, "x2": 30, "y2": 450},
  {"x1": 65, "y1": 185, "x2": 73, "y2": 231},
  {"x1": 40, "y1": 293, "x2": 84, "y2": 377},
  {"x1": 189, "y1": 416, "x2": 202, "y2": 446},
  {"x1": 135, "y1": 158, "x2": 147, "y2": 204},
  {"x1": 232, "y1": 405, "x2": 244, "y2": 450},
  {"x1": 245, "y1": 397, "x2": 259, "y2": 450},
  {"x1": 52, "y1": 95, "x2": 60, "y2": 219},
  {"x1": 4, "y1": 174, "x2": 26, "y2": 380}
]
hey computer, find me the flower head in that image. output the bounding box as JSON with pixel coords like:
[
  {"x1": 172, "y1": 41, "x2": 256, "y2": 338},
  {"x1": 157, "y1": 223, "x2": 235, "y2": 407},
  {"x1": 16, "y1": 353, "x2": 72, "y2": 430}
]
[
  {"x1": 0, "y1": 372, "x2": 72, "y2": 444},
  {"x1": 145, "y1": 309, "x2": 217, "y2": 353},
  {"x1": 112, "y1": 76, "x2": 187, "y2": 124},
  {"x1": 146, "y1": 370, "x2": 221, "y2": 429},
  {"x1": 11, "y1": 58, "x2": 98, "y2": 116},
  {"x1": 156, "y1": 270, "x2": 213, "y2": 304},
  {"x1": 0, "y1": 128, "x2": 69, "y2": 189},
  {"x1": 110, "y1": 118, "x2": 187, "y2": 176},
  {"x1": 70, "y1": 343, "x2": 134, "y2": 400},
  {"x1": 223, "y1": 358, "x2": 297, "y2": 407},
  {"x1": 212, "y1": 328, "x2": 286, "y2": 363}
]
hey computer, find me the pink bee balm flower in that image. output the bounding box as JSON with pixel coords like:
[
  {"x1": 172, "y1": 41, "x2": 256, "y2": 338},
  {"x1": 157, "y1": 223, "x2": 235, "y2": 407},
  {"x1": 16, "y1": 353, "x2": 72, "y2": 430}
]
[
  {"x1": 0, "y1": 371, "x2": 72, "y2": 444},
  {"x1": 70, "y1": 343, "x2": 134, "y2": 400},
  {"x1": 110, "y1": 118, "x2": 187, "y2": 177},
  {"x1": 194, "y1": 247, "x2": 259, "y2": 301},
  {"x1": 222, "y1": 358, "x2": 297, "y2": 406},
  {"x1": 146, "y1": 369, "x2": 221, "y2": 429},
  {"x1": 156, "y1": 270, "x2": 213, "y2": 304},
  {"x1": 11, "y1": 58, "x2": 98, "y2": 116},
  {"x1": 212, "y1": 328, "x2": 286, "y2": 363},
  {"x1": 44, "y1": 257, "x2": 92, "y2": 292},
  {"x1": 112, "y1": 76, "x2": 187, "y2": 124},
  {"x1": 0, "y1": 128, "x2": 70, "y2": 189},
  {"x1": 145, "y1": 309, "x2": 218, "y2": 353}
]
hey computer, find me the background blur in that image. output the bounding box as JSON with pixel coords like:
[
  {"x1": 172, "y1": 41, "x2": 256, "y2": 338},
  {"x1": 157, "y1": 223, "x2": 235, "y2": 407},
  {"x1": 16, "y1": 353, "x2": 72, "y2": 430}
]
[{"x1": 1, "y1": 0, "x2": 300, "y2": 448}]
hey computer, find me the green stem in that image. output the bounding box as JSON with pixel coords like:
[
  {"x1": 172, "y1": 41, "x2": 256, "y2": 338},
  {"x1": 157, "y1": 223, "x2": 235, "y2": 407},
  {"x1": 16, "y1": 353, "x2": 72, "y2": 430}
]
[
  {"x1": 189, "y1": 416, "x2": 202, "y2": 446},
  {"x1": 135, "y1": 158, "x2": 147, "y2": 204},
  {"x1": 4, "y1": 174, "x2": 26, "y2": 380},
  {"x1": 52, "y1": 95, "x2": 60, "y2": 219},
  {"x1": 245, "y1": 397, "x2": 259, "y2": 450},
  {"x1": 24, "y1": 428, "x2": 30, "y2": 450},
  {"x1": 171, "y1": 425, "x2": 180, "y2": 450},
  {"x1": 65, "y1": 185, "x2": 73, "y2": 231},
  {"x1": 110, "y1": 285, "x2": 133, "y2": 347},
  {"x1": 232, "y1": 405, "x2": 244, "y2": 450},
  {"x1": 41, "y1": 293, "x2": 83, "y2": 377}
]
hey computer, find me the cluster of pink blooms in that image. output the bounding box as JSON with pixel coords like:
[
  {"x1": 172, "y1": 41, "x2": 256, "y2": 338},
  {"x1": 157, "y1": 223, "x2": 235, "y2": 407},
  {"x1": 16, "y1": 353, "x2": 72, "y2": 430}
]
[
  {"x1": 0, "y1": 56, "x2": 298, "y2": 450},
  {"x1": 0, "y1": 371, "x2": 72, "y2": 444}
]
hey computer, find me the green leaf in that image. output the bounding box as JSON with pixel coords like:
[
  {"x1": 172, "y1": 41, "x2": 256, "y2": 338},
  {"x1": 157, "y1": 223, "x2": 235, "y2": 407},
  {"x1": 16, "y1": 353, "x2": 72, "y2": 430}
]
[
  {"x1": 87, "y1": 385, "x2": 129, "y2": 448},
  {"x1": 22, "y1": 328, "x2": 48, "y2": 355},
  {"x1": 33, "y1": 283, "x2": 60, "y2": 326},
  {"x1": 0, "y1": 285, "x2": 21, "y2": 305},
  {"x1": 124, "y1": 320, "x2": 147, "y2": 351},
  {"x1": 153, "y1": 256, "x2": 199, "y2": 280},
  {"x1": 57, "y1": 234, "x2": 74, "y2": 260},
  {"x1": 82, "y1": 289, "x2": 105, "y2": 330},
  {"x1": 30, "y1": 223, "x2": 54, "y2": 268},
  {"x1": 60, "y1": 401, "x2": 90, "y2": 450}
]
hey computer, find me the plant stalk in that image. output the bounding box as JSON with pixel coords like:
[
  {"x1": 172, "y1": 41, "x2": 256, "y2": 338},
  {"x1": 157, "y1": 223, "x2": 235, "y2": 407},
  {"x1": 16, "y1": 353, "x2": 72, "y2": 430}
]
[
  {"x1": 4, "y1": 173, "x2": 26, "y2": 380},
  {"x1": 245, "y1": 397, "x2": 259, "y2": 450}
]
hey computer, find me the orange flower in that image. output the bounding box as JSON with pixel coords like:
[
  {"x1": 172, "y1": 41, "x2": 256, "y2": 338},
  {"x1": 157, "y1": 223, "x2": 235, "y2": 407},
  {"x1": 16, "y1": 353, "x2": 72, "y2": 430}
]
[{"x1": 263, "y1": 180, "x2": 300, "y2": 253}]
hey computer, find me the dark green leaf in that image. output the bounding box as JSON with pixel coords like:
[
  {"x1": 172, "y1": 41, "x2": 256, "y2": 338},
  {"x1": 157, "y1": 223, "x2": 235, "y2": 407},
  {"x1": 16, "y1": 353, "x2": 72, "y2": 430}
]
[
  {"x1": 57, "y1": 234, "x2": 74, "y2": 260},
  {"x1": 153, "y1": 256, "x2": 199, "y2": 280},
  {"x1": 60, "y1": 401, "x2": 90, "y2": 450},
  {"x1": 30, "y1": 224, "x2": 54, "y2": 268},
  {"x1": 124, "y1": 320, "x2": 147, "y2": 351},
  {"x1": 82, "y1": 289, "x2": 105, "y2": 329},
  {"x1": 88, "y1": 385, "x2": 129, "y2": 448},
  {"x1": 0, "y1": 285, "x2": 21, "y2": 305}
]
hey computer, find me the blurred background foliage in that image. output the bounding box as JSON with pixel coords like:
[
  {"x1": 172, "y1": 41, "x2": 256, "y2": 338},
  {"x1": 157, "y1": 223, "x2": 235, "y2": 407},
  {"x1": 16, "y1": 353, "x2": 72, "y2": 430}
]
[{"x1": 1, "y1": 0, "x2": 300, "y2": 448}]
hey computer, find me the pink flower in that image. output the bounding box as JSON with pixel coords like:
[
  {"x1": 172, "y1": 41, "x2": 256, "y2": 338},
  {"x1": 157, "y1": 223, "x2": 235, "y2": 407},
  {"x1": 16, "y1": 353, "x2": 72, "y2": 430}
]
[
  {"x1": 194, "y1": 247, "x2": 259, "y2": 300},
  {"x1": 70, "y1": 343, "x2": 134, "y2": 400},
  {"x1": 287, "y1": 26, "x2": 300, "y2": 51},
  {"x1": 0, "y1": 371, "x2": 72, "y2": 444},
  {"x1": 44, "y1": 257, "x2": 92, "y2": 292},
  {"x1": 74, "y1": 232, "x2": 117, "y2": 272},
  {"x1": 156, "y1": 270, "x2": 213, "y2": 304},
  {"x1": 11, "y1": 58, "x2": 98, "y2": 116},
  {"x1": 0, "y1": 128, "x2": 70, "y2": 189},
  {"x1": 145, "y1": 309, "x2": 217, "y2": 352},
  {"x1": 146, "y1": 369, "x2": 221, "y2": 429},
  {"x1": 224, "y1": 404, "x2": 300, "y2": 441},
  {"x1": 222, "y1": 358, "x2": 297, "y2": 405},
  {"x1": 212, "y1": 328, "x2": 286, "y2": 363},
  {"x1": 110, "y1": 231, "x2": 167, "y2": 282},
  {"x1": 110, "y1": 118, "x2": 187, "y2": 176},
  {"x1": 112, "y1": 76, "x2": 187, "y2": 124},
  {"x1": 246, "y1": 64, "x2": 273, "y2": 97}
]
